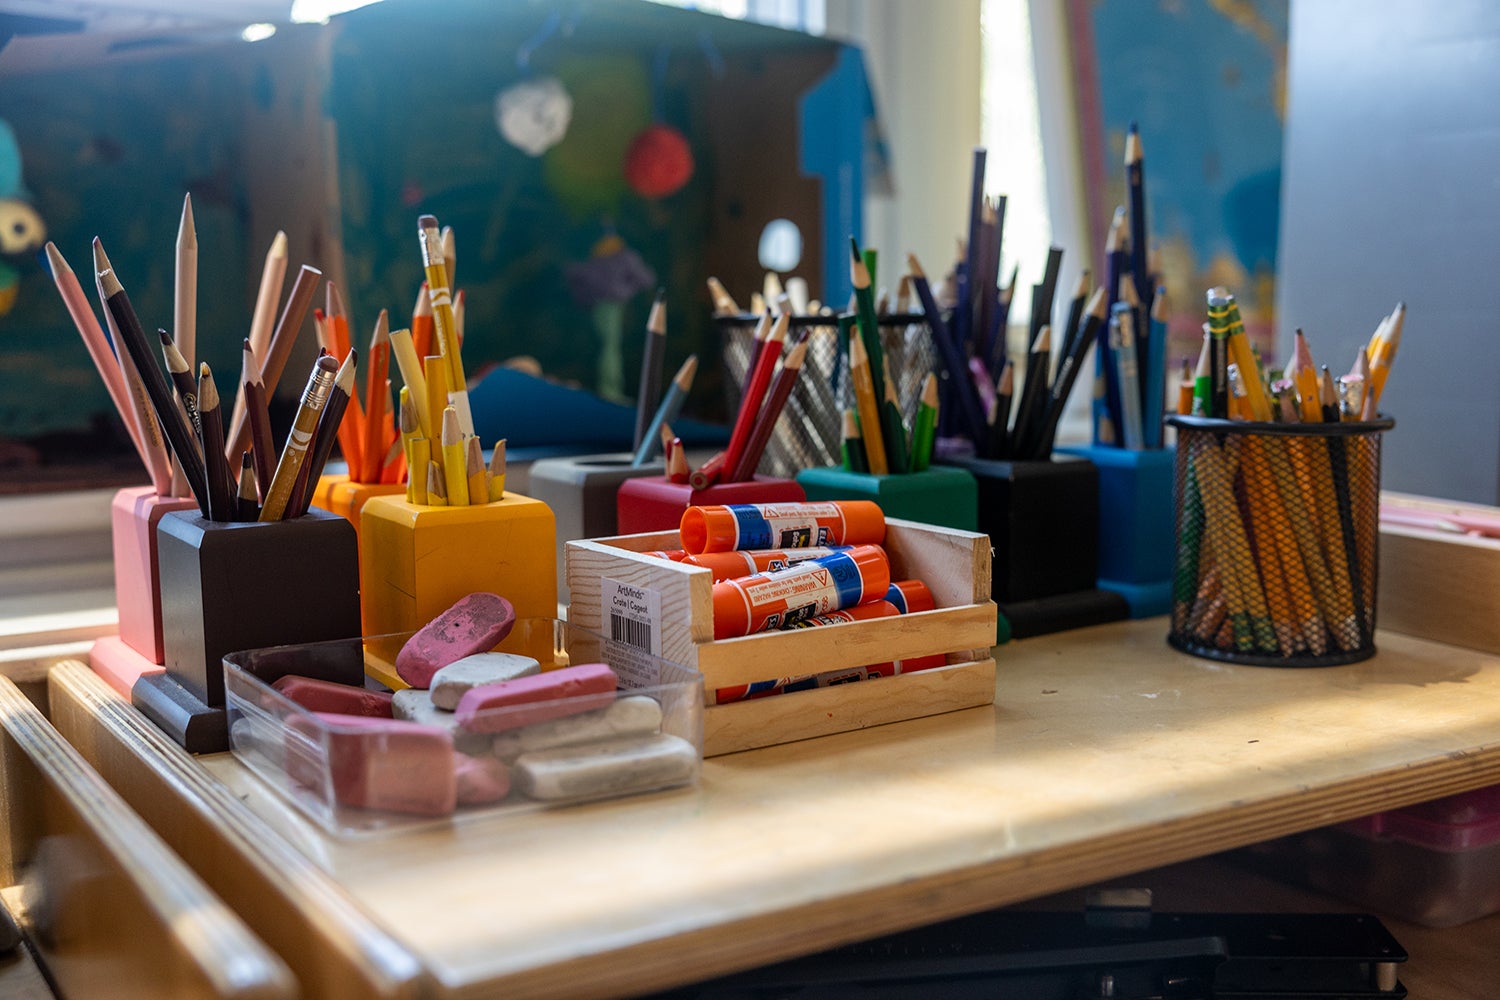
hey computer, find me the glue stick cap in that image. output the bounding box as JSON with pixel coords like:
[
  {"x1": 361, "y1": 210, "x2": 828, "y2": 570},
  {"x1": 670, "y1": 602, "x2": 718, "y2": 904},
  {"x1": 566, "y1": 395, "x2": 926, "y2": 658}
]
[
  {"x1": 885, "y1": 580, "x2": 936, "y2": 614},
  {"x1": 680, "y1": 500, "x2": 885, "y2": 554}
]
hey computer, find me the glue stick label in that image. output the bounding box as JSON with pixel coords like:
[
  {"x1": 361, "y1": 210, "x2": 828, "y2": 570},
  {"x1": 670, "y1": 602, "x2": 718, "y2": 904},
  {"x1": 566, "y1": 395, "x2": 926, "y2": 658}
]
[
  {"x1": 734, "y1": 550, "x2": 866, "y2": 631},
  {"x1": 726, "y1": 502, "x2": 845, "y2": 549}
]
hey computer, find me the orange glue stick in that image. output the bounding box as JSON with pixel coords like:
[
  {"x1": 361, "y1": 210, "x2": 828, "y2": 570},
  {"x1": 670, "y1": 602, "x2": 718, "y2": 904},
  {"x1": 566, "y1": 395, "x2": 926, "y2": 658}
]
[
  {"x1": 714, "y1": 600, "x2": 900, "y2": 702},
  {"x1": 885, "y1": 579, "x2": 946, "y2": 672},
  {"x1": 684, "y1": 546, "x2": 848, "y2": 581},
  {"x1": 710, "y1": 544, "x2": 890, "y2": 638},
  {"x1": 680, "y1": 500, "x2": 885, "y2": 554}
]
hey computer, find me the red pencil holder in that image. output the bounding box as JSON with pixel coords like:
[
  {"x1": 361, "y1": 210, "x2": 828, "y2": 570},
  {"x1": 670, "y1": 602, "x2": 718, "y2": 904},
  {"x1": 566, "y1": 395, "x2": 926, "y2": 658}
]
[{"x1": 616, "y1": 475, "x2": 806, "y2": 535}]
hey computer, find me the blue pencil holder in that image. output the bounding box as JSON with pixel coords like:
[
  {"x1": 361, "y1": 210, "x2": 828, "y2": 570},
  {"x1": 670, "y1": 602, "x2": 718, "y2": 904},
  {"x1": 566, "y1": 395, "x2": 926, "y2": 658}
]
[
  {"x1": 1059, "y1": 444, "x2": 1176, "y2": 618},
  {"x1": 794, "y1": 465, "x2": 978, "y2": 531}
]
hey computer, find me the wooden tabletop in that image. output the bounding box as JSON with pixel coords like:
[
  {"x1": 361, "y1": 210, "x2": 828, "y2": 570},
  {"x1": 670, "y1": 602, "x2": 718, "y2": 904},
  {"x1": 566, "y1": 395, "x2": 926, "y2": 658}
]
[{"x1": 49, "y1": 619, "x2": 1500, "y2": 998}]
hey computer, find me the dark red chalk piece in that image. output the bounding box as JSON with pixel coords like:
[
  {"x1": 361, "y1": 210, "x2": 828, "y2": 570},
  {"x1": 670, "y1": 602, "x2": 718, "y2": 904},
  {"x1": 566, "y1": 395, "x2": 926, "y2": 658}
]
[
  {"x1": 292, "y1": 713, "x2": 457, "y2": 817},
  {"x1": 273, "y1": 674, "x2": 393, "y2": 718}
]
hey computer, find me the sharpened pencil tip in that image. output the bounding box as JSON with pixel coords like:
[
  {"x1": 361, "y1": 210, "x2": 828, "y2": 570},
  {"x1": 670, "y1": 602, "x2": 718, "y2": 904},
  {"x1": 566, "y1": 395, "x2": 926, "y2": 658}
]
[
  {"x1": 44, "y1": 241, "x2": 66, "y2": 275},
  {"x1": 418, "y1": 214, "x2": 438, "y2": 229},
  {"x1": 158, "y1": 328, "x2": 172, "y2": 345},
  {"x1": 848, "y1": 236, "x2": 861, "y2": 260}
]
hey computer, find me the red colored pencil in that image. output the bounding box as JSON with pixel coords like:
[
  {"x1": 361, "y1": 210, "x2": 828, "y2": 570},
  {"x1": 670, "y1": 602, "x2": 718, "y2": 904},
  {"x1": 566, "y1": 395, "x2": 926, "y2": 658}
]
[
  {"x1": 729, "y1": 333, "x2": 808, "y2": 481},
  {"x1": 717, "y1": 312, "x2": 788, "y2": 486}
]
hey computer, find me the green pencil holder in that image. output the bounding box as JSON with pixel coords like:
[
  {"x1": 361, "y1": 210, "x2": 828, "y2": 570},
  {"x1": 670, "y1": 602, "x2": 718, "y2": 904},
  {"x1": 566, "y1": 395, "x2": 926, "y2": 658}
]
[{"x1": 794, "y1": 465, "x2": 978, "y2": 531}]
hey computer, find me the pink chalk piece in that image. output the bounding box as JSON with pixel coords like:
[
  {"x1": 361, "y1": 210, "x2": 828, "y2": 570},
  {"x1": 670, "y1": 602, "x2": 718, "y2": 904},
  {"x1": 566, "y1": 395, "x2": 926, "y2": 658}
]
[
  {"x1": 272, "y1": 675, "x2": 393, "y2": 718},
  {"x1": 111, "y1": 486, "x2": 196, "y2": 663},
  {"x1": 304, "y1": 713, "x2": 457, "y2": 817},
  {"x1": 455, "y1": 662, "x2": 619, "y2": 735},
  {"x1": 395, "y1": 592, "x2": 517, "y2": 689},
  {"x1": 454, "y1": 753, "x2": 511, "y2": 806},
  {"x1": 88, "y1": 634, "x2": 165, "y2": 699}
]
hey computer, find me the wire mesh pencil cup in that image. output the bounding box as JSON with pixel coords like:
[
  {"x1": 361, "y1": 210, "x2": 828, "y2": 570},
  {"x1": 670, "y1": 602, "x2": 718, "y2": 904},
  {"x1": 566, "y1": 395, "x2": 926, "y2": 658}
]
[
  {"x1": 716, "y1": 314, "x2": 939, "y2": 479},
  {"x1": 1167, "y1": 414, "x2": 1395, "y2": 667}
]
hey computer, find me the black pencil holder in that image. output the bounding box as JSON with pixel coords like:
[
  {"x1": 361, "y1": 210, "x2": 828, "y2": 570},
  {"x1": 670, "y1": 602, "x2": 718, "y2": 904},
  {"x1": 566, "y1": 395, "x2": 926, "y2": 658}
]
[
  {"x1": 716, "y1": 313, "x2": 938, "y2": 478},
  {"x1": 156, "y1": 507, "x2": 363, "y2": 708},
  {"x1": 939, "y1": 453, "x2": 1100, "y2": 603},
  {"x1": 1166, "y1": 414, "x2": 1395, "y2": 667}
]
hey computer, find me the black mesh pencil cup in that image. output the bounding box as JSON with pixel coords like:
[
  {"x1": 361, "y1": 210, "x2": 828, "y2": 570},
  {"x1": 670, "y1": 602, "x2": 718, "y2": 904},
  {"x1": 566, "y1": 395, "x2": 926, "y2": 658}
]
[
  {"x1": 1167, "y1": 414, "x2": 1395, "y2": 667},
  {"x1": 716, "y1": 313, "x2": 938, "y2": 479}
]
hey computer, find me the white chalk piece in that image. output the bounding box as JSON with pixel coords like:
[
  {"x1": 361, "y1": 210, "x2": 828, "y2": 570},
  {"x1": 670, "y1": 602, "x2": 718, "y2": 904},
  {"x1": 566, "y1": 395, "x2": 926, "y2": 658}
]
[
  {"x1": 492, "y1": 695, "x2": 662, "y2": 760},
  {"x1": 513, "y1": 733, "x2": 698, "y2": 801},
  {"x1": 430, "y1": 652, "x2": 541, "y2": 710},
  {"x1": 391, "y1": 688, "x2": 491, "y2": 756}
]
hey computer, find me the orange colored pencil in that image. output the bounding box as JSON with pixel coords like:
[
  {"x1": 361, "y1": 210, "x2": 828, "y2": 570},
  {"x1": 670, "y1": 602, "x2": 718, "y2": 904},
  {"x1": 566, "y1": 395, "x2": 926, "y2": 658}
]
[
  {"x1": 360, "y1": 311, "x2": 391, "y2": 482},
  {"x1": 411, "y1": 282, "x2": 435, "y2": 362}
]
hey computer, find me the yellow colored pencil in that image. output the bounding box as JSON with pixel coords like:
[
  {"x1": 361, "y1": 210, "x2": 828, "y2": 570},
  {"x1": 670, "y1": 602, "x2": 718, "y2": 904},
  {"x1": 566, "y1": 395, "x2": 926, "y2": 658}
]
[{"x1": 441, "y1": 406, "x2": 468, "y2": 507}]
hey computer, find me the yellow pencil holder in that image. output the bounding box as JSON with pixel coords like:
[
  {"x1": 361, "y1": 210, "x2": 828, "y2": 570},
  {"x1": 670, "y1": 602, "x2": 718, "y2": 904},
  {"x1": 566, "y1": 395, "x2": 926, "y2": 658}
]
[
  {"x1": 358, "y1": 492, "x2": 558, "y2": 687},
  {"x1": 1167, "y1": 414, "x2": 1394, "y2": 667},
  {"x1": 313, "y1": 473, "x2": 405, "y2": 545}
]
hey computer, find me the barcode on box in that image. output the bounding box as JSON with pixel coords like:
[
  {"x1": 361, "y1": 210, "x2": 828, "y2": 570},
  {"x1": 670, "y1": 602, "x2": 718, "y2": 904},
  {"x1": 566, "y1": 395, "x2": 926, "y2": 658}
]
[{"x1": 610, "y1": 613, "x2": 651, "y2": 650}]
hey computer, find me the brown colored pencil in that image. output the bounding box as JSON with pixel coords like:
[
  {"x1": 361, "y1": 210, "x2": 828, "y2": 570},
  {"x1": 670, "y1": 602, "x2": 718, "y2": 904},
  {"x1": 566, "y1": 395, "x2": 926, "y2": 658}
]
[{"x1": 227, "y1": 263, "x2": 321, "y2": 463}]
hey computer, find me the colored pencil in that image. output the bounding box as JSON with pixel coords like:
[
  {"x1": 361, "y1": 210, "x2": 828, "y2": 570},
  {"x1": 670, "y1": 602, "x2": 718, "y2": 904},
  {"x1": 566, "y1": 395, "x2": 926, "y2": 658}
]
[
  {"x1": 909, "y1": 373, "x2": 939, "y2": 471},
  {"x1": 1009, "y1": 325, "x2": 1052, "y2": 459},
  {"x1": 634, "y1": 288, "x2": 667, "y2": 451},
  {"x1": 847, "y1": 332, "x2": 888, "y2": 475},
  {"x1": 47, "y1": 242, "x2": 167, "y2": 487},
  {"x1": 1033, "y1": 287, "x2": 1107, "y2": 459},
  {"x1": 632, "y1": 355, "x2": 698, "y2": 467},
  {"x1": 240, "y1": 340, "x2": 276, "y2": 501},
  {"x1": 196, "y1": 363, "x2": 232, "y2": 522},
  {"x1": 360, "y1": 310, "x2": 391, "y2": 483},
  {"x1": 440, "y1": 406, "x2": 469, "y2": 507},
  {"x1": 719, "y1": 313, "x2": 787, "y2": 485},
  {"x1": 259, "y1": 355, "x2": 338, "y2": 521},
  {"x1": 731, "y1": 335, "x2": 808, "y2": 482},
  {"x1": 93, "y1": 238, "x2": 209, "y2": 513},
  {"x1": 227, "y1": 263, "x2": 320, "y2": 464},
  {"x1": 908, "y1": 253, "x2": 987, "y2": 446}
]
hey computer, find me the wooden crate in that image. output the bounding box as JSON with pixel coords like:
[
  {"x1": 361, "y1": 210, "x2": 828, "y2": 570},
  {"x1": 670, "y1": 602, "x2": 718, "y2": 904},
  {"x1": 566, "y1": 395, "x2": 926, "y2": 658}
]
[
  {"x1": 1379, "y1": 494, "x2": 1500, "y2": 655},
  {"x1": 567, "y1": 518, "x2": 997, "y2": 756}
]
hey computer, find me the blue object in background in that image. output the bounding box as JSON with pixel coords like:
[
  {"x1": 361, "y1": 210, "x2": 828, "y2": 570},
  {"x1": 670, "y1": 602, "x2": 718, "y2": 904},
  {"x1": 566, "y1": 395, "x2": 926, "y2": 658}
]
[{"x1": 467, "y1": 366, "x2": 728, "y2": 452}]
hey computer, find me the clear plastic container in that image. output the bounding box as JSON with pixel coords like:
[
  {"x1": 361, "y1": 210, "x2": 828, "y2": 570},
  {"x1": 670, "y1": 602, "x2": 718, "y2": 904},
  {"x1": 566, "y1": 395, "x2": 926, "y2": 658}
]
[
  {"x1": 1240, "y1": 785, "x2": 1500, "y2": 927},
  {"x1": 224, "y1": 618, "x2": 703, "y2": 837}
]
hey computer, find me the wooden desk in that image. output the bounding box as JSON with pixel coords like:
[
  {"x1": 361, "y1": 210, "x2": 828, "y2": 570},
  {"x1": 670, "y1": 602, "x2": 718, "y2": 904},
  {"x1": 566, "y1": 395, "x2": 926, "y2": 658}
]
[{"x1": 46, "y1": 619, "x2": 1500, "y2": 998}]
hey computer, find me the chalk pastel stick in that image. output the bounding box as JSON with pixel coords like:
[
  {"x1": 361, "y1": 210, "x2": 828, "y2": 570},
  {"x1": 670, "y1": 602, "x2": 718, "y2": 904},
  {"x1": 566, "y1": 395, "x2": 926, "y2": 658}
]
[
  {"x1": 430, "y1": 652, "x2": 540, "y2": 710},
  {"x1": 304, "y1": 713, "x2": 456, "y2": 817},
  {"x1": 391, "y1": 688, "x2": 492, "y2": 755},
  {"x1": 455, "y1": 662, "x2": 618, "y2": 734},
  {"x1": 395, "y1": 591, "x2": 516, "y2": 688},
  {"x1": 273, "y1": 674, "x2": 393, "y2": 718},
  {"x1": 491, "y1": 695, "x2": 662, "y2": 760},
  {"x1": 513, "y1": 733, "x2": 697, "y2": 801},
  {"x1": 455, "y1": 753, "x2": 511, "y2": 806}
]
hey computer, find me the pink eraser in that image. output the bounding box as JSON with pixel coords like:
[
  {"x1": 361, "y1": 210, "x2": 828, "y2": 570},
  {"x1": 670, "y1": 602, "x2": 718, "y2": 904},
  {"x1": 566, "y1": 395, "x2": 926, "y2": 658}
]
[
  {"x1": 395, "y1": 592, "x2": 516, "y2": 688},
  {"x1": 455, "y1": 753, "x2": 511, "y2": 806},
  {"x1": 273, "y1": 675, "x2": 393, "y2": 718},
  {"x1": 455, "y1": 663, "x2": 619, "y2": 734},
  {"x1": 307, "y1": 713, "x2": 457, "y2": 817}
]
